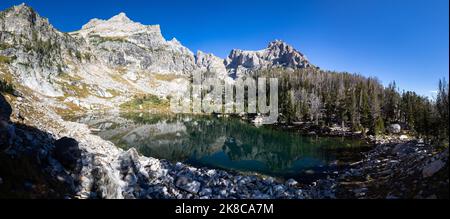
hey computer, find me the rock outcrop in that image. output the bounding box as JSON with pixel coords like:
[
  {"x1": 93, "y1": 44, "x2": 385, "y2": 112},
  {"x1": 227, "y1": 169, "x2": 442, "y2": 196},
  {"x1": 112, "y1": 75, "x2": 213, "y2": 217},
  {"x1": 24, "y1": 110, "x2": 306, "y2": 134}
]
[
  {"x1": 225, "y1": 40, "x2": 314, "y2": 78},
  {"x1": 195, "y1": 51, "x2": 228, "y2": 79},
  {"x1": 1, "y1": 4, "x2": 317, "y2": 111},
  {"x1": 0, "y1": 91, "x2": 322, "y2": 199},
  {"x1": 0, "y1": 4, "x2": 229, "y2": 110},
  {"x1": 0, "y1": 3, "x2": 84, "y2": 97},
  {"x1": 71, "y1": 12, "x2": 197, "y2": 75},
  {"x1": 338, "y1": 141, "x2": 449, "y2": 199}
]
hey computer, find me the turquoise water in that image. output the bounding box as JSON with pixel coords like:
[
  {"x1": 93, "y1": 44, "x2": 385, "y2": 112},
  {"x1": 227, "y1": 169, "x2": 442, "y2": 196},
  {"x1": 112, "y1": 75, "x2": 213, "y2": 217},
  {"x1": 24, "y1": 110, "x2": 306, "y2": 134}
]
[{"x1": 70, "y1": 113, "x2": 370, "y2": 179}]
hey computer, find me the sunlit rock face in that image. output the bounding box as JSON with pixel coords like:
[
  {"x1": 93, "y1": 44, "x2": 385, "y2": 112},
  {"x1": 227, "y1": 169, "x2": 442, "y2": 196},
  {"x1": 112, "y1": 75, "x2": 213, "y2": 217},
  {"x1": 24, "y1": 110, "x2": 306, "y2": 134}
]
[
  {"x1": 0, "y1": 4, "x2": 84, "y2": 97},
  {"x1": 0, "y1": 4, "x2": 229, "y2": 109},
  {"x1": 195, "y1": 51, "x2": 229, "y2": 79},
  {"x1": 77, "y1": 12, "x2": 163, "y2": 39},
  {"x1": 0, "y1": 4, "x2": 314, "y2": 110},
  {"x1": 225, "y1": 40, "x2": 314, "y2": 78},
  {"x1": 72, "y1": 12, "x2": 198, "y2": 75}
]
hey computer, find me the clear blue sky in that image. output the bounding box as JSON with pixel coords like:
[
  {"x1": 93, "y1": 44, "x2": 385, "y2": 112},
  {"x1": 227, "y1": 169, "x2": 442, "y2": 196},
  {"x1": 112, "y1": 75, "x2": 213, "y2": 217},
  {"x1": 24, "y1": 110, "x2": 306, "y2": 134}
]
[{"x1": 1, "y1": 0, "x2": 448, "y2": 97}]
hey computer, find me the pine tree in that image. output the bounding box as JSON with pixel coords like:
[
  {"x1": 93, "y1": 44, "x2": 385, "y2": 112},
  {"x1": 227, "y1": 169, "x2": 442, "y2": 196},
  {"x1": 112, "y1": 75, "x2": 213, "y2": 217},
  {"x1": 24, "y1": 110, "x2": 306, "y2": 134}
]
[
  {"x1": 383, "y1": 81, "x2": 400, "y2": 123},
  {"x1": 436, "y1": 78, "x2": 449, "y2": 145}
]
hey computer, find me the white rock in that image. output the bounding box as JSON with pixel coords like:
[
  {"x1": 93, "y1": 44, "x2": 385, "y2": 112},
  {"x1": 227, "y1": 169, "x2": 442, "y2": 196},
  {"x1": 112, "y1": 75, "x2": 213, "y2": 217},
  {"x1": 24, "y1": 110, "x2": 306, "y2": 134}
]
[
  {"x1": 388, "y1": 124, "x2": 401, "y2": 134},
  {"x1": 399, "y1": 135, "x2": 409, "y2": 140}
]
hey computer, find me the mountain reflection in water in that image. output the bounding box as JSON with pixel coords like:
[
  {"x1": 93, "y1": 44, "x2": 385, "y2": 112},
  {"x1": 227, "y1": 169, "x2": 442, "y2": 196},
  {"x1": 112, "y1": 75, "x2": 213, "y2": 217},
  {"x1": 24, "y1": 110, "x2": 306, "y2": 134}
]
[{"x1": 69, "y1": 113, "x2": 369, "y2": 179}]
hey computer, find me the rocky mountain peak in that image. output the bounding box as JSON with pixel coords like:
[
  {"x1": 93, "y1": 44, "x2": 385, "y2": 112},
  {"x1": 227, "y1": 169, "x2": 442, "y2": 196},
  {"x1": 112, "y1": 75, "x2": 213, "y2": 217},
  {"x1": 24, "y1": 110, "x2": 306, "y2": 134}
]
[
  {"x1": 224, "y1": 40, "x2": 313, "y2": 77},
  {"x1": 1, "y1": 3, "x2": 50, "y2": 28},
  {"x1": 268, "y1": 39, "x2": 288, "y2": 47},
  {"x1": 108, "y1": 12, "x2": 132, "y2": 23},
  {"x1": 267, "y1": 40, "x2": 297, "y2": 53},
  {"x1": 195, "y1": 51, "x2": 228, "y2": 78},
  {"x1": 1, "y1": 4, "x2": 316, "y2": 101},
  {"x1": 12, "y1": 3, "x2": 32, "y2": 12},
  {"x1": 78, "y1": 12, "x2": 161, "y2": 38},
  {"x1": 0, "y1": 3, "x2": 58, "y2": 44},
  {"x1": 265, "y1": 40, "x2": 310, "y2": 66}
]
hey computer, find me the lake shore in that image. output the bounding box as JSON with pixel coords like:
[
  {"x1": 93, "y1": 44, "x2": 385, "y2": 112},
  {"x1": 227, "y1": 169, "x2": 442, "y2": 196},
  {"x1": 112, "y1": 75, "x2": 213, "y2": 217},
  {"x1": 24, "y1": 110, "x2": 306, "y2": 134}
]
[{"x1": 1, "y1": 93, "x2": 448, "y2": 199}]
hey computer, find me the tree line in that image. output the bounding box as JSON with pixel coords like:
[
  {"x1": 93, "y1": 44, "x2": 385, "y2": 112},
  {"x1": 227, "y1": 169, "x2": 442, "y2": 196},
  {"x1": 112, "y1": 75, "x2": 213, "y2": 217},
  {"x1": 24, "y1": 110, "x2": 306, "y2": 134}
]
[{"x1": 257, "y1": 68, "x2": 448, "y2": 146}]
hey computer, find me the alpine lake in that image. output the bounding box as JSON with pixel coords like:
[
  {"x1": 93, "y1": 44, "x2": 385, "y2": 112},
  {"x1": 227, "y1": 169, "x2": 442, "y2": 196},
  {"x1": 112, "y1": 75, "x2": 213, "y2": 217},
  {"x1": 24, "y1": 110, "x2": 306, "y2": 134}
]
[{"x1": 67, "y1": 113, "x2": 372, "y2": 183}]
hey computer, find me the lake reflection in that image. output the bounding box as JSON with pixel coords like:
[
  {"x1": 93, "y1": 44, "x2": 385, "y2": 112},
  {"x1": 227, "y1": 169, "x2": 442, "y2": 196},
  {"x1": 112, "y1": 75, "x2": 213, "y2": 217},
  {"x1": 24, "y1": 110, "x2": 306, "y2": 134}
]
[{"x1": 69, "y1": 113, "x2": 369, "y2": 179}]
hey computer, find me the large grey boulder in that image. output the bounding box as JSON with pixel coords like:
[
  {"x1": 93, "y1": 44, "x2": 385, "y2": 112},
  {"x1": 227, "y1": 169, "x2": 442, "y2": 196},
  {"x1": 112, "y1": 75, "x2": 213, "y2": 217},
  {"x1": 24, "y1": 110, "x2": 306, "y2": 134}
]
[
  {"x1": 175, "y1": 176, "x2": 201, "y2": 194},
  {"x1": 388, "y1": 124, "x2": 401, "y2": 134}
]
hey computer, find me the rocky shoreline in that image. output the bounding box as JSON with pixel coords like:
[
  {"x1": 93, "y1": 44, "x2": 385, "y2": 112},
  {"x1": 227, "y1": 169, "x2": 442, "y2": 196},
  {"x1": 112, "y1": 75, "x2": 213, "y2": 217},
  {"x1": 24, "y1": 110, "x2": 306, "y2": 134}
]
[
  {"x1": 337, "y1": 140, "x2": 449, "y2": 199},
  {"x1": 1, "y1": 93, "x2": 331, "y2": 199},
  {"x1": 1, "y1": 92, "x2": 448, "y2": 199},
  {"x1": 1, "y1": 3, "x2": 448, "y2": 199}
]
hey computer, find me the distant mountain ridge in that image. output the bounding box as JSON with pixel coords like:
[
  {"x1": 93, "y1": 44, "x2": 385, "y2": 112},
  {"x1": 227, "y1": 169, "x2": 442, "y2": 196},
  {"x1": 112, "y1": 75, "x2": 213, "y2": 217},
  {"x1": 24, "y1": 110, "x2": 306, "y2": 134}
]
[{"x1": 0, "y1": 3, "x2": 315, "y2": 111}]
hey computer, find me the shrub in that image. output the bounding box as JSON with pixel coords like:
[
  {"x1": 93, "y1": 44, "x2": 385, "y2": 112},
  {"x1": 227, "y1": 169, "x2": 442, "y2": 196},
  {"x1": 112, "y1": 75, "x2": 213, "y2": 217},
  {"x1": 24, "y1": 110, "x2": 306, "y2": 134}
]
[
  {"x1": 120, "y1": 94, "x2": 169, "y2": 111},
  {"x1": 0, "y1": 43, "x2": 12, "y2": 50},
  {"x1": 0, "y1": 78, "x2": 14, "y2": 94},
  {"x1": 0, "y1": 55, "x2": 12, "y2": 64}
]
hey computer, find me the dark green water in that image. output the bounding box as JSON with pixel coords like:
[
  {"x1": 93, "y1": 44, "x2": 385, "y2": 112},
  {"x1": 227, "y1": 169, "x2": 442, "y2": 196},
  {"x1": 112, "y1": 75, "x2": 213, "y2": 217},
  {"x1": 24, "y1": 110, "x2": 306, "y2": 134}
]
[{"x1": 69, "y1": 113, "x2": 370, "y2": 180}]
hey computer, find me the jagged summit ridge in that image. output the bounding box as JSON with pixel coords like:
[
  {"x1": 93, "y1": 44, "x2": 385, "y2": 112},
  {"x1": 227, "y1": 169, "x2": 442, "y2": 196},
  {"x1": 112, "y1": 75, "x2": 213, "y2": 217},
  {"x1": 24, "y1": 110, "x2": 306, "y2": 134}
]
[
  {"x1": 225, "y1": 40, "x2": 313, "y2": 77},
  {"x1": 109, "y1": 12, "x2": 132, "y2": 22},
  {"x1": 76, "y1": 12, "x2": 162, "y2": 38},
  {"x1": 1, "y1": 4, "x2": 315, "y2": 107},
  {"x1": 69, "y1": 10, "x2": 199, "y2": 76},
  {"x1": 0, "y1": 3, "x2": 53, "y2": 38},
  {"x1": 9, "y1": 3, "x2": 35, "y2": 15},
  {"x1": 0, "y1": 3, "x2": 84, "y2": 97}
]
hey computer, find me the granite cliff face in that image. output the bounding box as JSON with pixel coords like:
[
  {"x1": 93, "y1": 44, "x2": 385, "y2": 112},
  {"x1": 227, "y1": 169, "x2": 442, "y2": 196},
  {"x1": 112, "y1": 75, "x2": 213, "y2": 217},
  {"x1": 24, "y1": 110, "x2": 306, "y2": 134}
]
[
  {"x1": 0, "y1": 4, "x2": 223, "y2": 110},
  {"x1": 0, "y1": 4, "x2": 85, "y2": 97},
  {"x1": 1, "y1": 4, "x2": 314, "y2": 111},
  {"x1": 195, "y1": 51, "x2": 229, "y2": 79},
  {"x1": 71, "y1": 12, "x2": 197, "y2": 75},
  {"x1": 225, "y1": 40, "x2": 314, "y2": 78}
]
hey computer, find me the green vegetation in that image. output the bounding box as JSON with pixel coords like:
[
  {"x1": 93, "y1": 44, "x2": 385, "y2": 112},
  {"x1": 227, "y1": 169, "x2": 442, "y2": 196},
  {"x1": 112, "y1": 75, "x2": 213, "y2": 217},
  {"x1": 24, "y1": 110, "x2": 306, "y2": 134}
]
[
  {"x1": 83, "y1": 52, "x2": 93, "y2": 61},
  {"x1": 70, "y1": 50, "x2": 93, "y2": 62},
  {"x1": 57, "y1": 72, "x2": 82, "y2": 81},
  {"x1": 153, "y1": 74, "x2": 181, "y2": 82},
  {"x1": 64, "y1": 84, "x2": 89, "y2": 98},
  {"x1": 54, "y1": 101, "x2": 83, "y2": 116},
  {"x1": 0, "y1": 78, "x2": 14, "y2": 94},
  {"x1": 89, "y1": 34, "x2": 128, "y2": 45},
  {"x1": 0, "y1": 55, "x2": 12, "y2": 64},
  {"x1": 30, "y1": 31, "x2": 58, "y2": 54},
  {"x1": 120, "y1": 94, "x2": 169, "y2": 112},
  {"x1": 35, "y1": 39, "x2": 53, "y2": 55},
  {"x1": 259, "y1": 68, "x2": 448, "y2": 146},
  {"x1": 120, "y1": 112, "x2": 176, "y2": 125},
  {"x1": 102, "y1": 36, "x2": 128, "y2": 43},
  {"x1": 75, "y1": 51, "x2": 82, "y2": 60},
  {"x1": 105, "y1": 88, "x2": 121, "y2": 97},
  {"x1": 0, "y1": 42, "x2": 12, "y2": 50},
  {"x1": 20, "y1": 30, "x2": 63, "y2": 67},
  {"x1": 56, "y1": 78, "x2": 90, "y2": 98}
]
